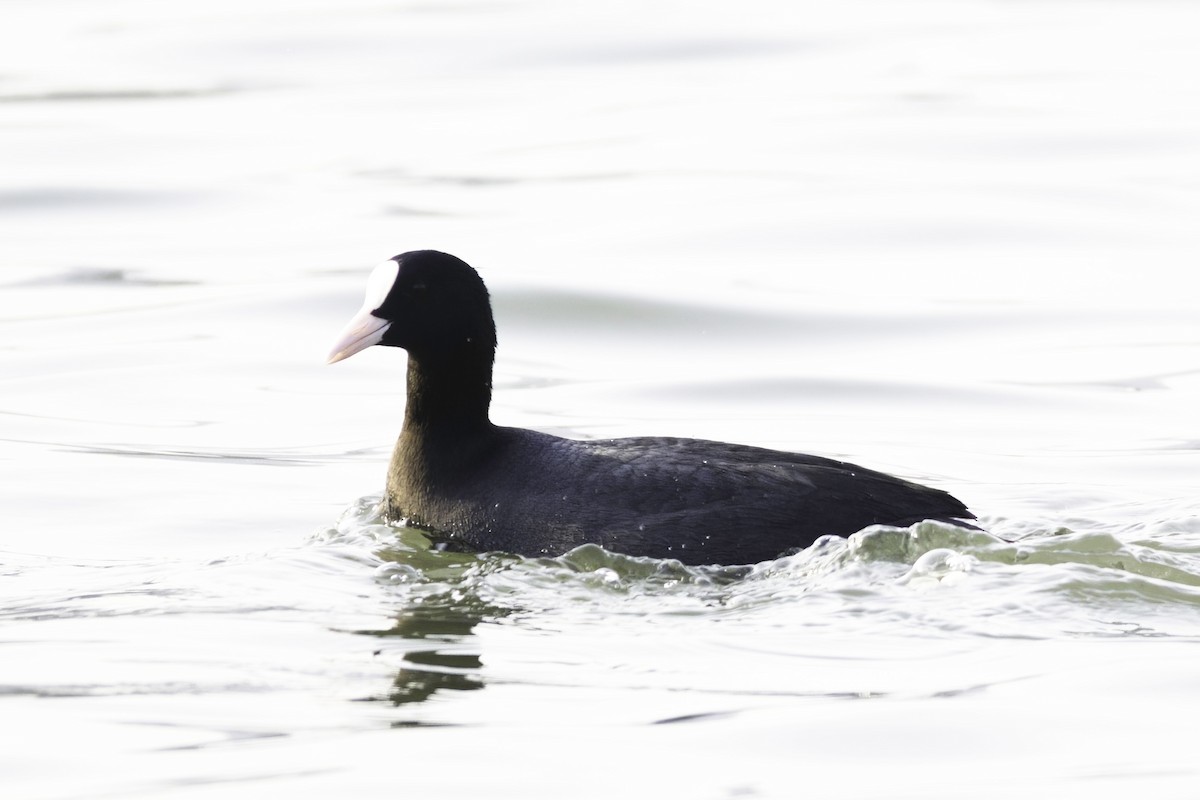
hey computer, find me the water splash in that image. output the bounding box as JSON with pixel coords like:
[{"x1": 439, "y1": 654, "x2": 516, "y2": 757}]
[{"x1": 318, "y1": 496, "x2": 1200, "y2": 646}]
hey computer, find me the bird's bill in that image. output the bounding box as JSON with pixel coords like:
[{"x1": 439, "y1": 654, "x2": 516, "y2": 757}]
[
  {"x1": 327, "y1": 310, "x2": 390, "y2": 364},
  {"x1": 326, "y1": 259, "x2": 401, "y2": 364}
]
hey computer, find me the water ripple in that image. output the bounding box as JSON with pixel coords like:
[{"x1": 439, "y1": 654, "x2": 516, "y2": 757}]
[{"x1": 316, "y1": 496, "x2": 1200, "y2": 646}]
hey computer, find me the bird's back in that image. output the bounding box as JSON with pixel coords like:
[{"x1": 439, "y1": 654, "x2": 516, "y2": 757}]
[{"x1": 387, "y1": 427, "x2": 973, "y2": 565}]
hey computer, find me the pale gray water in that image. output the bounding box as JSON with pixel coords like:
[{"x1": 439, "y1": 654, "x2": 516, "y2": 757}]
[{"x1": 3, "y1": 1, "x2": 1200, "y2": 798}]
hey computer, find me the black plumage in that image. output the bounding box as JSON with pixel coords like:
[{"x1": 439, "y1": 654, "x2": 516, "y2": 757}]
[{"x1": 328, "y1": 250, "x2": 974, "y2": 565}]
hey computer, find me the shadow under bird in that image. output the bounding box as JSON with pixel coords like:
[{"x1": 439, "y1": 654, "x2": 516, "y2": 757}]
[{"x1": 328, "y1": 250, "x2": 975, "y2": 566}]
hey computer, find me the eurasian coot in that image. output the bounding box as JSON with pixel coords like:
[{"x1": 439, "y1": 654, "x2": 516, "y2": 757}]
[{"x1": 328, "y1": 250, "x2": 974, "y2": 565}]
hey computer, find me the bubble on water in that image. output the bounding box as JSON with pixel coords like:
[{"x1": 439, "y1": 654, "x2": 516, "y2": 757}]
[
  {"x1": 375, "y1": 562, "x2": 423, "y2": 585},
  {"x1": 901, "y1": 548, "x2": 976, "y2": 589}
]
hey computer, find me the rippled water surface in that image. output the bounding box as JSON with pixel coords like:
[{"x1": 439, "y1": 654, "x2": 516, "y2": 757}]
[{"x1": 4, "y1": 1, "x2": 1200, "y2": 797}]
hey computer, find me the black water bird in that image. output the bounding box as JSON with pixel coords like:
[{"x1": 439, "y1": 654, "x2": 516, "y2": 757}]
[{"x1": 328, "y1": 250, "x2": 974, "y2": 565}]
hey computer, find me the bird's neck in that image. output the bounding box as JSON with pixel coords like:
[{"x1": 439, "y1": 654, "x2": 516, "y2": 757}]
[{"x1": 401, "y1": 347, "x2": 495, "y2": 437}]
